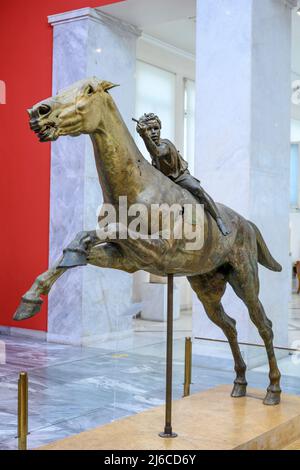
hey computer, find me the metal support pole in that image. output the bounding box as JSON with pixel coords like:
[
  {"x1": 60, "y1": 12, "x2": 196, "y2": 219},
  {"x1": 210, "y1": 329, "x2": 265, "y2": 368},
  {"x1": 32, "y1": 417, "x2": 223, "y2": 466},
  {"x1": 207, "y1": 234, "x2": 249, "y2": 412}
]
[
  {"x1": 18, "y1": 372, "x2": 28, "y2": 450},
  {"x1": 183, "y1": 337, "x2": 192, "y2": 397},
  {"x1": 159, "y1": 274, "x2": 177, "y2": 438}
]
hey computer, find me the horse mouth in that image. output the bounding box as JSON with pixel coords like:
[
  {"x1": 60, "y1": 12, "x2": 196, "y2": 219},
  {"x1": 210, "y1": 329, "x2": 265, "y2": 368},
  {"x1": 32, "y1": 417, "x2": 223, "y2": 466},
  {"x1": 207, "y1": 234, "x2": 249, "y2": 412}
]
[{"x1": 30, "y1": 120, "x2": 58, "y2": 142}]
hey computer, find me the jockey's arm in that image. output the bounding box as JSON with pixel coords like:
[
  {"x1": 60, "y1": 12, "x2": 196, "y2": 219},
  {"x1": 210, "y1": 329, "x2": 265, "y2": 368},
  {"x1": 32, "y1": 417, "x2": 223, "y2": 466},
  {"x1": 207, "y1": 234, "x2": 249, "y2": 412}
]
[{"x1": 141, "y1": 132, "x2": 169, "y2": 159}]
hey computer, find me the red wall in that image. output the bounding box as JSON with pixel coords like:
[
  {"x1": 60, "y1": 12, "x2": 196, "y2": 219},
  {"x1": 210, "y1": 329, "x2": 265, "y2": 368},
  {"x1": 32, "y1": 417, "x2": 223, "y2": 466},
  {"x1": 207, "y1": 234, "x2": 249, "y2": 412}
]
[{"x1": 0, "y1": 0, "x2": 122, "y2": 331}]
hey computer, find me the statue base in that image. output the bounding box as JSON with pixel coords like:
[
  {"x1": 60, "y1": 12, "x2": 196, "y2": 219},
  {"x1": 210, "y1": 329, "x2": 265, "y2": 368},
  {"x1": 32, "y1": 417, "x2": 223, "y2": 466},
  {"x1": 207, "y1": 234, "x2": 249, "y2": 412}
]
[{"x1": 38, "y1": 385, "x2": 300, "y2": 450}]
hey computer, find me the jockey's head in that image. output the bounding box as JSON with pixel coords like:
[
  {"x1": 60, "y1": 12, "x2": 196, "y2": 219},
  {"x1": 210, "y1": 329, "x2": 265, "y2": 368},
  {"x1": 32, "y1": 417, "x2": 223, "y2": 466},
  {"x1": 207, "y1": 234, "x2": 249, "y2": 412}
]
[{"x1": 139, "y1": 113, "x2": 161, "y2": 144}]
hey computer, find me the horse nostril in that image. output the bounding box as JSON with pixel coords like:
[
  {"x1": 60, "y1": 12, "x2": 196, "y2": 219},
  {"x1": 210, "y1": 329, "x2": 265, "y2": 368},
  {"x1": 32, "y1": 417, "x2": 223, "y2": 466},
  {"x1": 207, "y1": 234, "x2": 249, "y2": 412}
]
[{"x1": 38, "y1": 104, "x2": 51, "y2": 117}]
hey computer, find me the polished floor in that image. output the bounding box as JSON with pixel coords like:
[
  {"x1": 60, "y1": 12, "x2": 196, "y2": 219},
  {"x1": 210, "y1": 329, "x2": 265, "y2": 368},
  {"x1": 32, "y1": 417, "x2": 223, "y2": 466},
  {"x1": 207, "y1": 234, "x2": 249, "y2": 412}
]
[{"x1": 0, "y1": 297, "x2": 300, "y2": 450}]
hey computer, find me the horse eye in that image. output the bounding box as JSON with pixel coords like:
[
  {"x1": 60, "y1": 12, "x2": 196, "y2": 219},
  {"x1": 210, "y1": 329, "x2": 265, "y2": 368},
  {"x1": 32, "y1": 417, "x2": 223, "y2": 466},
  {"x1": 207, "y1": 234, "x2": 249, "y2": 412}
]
[
  {"x1": 86, "y1": 85, "x2": 94, "y2": 96},
  {"x1": 38, "y1": 104, "x2": 51, "y2": 116}
]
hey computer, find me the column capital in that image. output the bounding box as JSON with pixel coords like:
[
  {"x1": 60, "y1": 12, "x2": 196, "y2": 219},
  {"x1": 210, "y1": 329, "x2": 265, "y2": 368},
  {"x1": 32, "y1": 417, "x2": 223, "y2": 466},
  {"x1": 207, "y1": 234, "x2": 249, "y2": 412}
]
[{"x1": 48, "y1": 7, "x2": 141, "y2": 37}]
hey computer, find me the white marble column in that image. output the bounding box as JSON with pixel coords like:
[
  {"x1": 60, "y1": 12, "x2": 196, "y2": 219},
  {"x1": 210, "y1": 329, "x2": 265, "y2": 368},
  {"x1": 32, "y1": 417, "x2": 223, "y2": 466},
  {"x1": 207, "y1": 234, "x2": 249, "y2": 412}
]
[
  {"x1": 47, "y1": 8, "x2": 140, "y2": 345},
  {"x1": 193, "y1": 0, "x2": 295, "y2": 359}
]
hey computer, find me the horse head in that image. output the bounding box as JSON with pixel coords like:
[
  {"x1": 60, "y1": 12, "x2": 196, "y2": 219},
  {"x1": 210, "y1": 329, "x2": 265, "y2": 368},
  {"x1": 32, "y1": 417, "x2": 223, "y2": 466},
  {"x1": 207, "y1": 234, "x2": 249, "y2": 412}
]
[{"x1": 27, "y1": 77, "x2": 118, "y2": 142}]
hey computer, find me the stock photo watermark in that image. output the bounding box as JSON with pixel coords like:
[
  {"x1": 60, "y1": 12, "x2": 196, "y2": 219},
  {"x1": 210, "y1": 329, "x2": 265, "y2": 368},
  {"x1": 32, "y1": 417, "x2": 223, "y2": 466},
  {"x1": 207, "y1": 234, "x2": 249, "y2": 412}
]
[
  {"x1": 95, "y1": 196, "x2": 205, "y2": 251},
  {"x1": 0, "y1": 80, "x2": 6, "y2": 104}
]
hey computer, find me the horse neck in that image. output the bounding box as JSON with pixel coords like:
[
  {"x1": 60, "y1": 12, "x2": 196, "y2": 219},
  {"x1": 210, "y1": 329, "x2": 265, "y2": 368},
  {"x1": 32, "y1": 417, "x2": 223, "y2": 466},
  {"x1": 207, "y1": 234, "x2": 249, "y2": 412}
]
[{"x1": 90, "y1": 98, "x2": 145, "y2": 204}]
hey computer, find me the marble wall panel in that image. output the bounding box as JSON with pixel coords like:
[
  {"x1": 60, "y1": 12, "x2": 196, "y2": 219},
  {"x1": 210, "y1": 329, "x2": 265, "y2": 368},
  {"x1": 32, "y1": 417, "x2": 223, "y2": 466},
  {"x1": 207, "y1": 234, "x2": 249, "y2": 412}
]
[
  {"x1": 194, "y1": 0, "x2": 292, "y2": 360},
  {"x1": 48, "y1": 9, "x2": 140, "y2": 344}
]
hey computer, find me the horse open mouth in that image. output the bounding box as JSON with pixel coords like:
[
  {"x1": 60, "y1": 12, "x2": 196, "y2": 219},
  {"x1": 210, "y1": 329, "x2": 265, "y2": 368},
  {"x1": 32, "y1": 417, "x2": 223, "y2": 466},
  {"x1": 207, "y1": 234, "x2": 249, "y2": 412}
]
[{"x1": 30, "y1": 121, "x2": 58, "y2": 142}]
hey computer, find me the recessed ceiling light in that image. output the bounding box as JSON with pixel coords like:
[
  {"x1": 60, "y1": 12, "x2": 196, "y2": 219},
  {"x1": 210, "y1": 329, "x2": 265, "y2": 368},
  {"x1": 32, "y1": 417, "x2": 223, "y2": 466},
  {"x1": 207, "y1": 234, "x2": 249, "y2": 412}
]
[
  {"x1": 96, "y1": 48, "x2": 102, "y2": 53},
  {"x1": 297, "y1": 8, "x2": 300, "y2": 16}
]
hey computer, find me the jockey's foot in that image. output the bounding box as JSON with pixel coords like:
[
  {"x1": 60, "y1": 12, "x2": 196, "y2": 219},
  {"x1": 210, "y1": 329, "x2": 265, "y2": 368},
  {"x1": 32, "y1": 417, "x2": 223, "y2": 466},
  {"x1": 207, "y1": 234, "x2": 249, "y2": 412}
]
[{"x1": 216, "y1": 217, "x2": 231, "y2": 236}]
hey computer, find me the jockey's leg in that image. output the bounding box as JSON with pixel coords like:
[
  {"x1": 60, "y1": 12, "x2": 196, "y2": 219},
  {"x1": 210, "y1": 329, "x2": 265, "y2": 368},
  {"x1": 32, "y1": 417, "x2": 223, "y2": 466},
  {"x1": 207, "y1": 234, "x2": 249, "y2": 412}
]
[{"x1": 176, "y1": 175, "x2": 230, "y2": 236}]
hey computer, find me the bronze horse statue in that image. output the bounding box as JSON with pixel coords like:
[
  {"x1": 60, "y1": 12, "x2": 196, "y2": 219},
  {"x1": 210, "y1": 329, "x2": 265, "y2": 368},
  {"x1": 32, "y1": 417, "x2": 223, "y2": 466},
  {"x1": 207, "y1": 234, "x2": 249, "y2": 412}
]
[{"x1": 14, "y1": 77, "x2": 282, "y2": 405}]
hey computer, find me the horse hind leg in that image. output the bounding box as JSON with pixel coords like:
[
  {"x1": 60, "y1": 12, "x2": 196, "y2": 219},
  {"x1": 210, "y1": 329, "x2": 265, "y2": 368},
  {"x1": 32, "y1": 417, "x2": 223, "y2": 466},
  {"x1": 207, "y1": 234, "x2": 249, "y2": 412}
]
[
  {"x1": 188, "y1": 270, "x2": 247, "y2": 398},
  {"x1": 228, "y1": 263, "x2": 281, "y2": 406}
]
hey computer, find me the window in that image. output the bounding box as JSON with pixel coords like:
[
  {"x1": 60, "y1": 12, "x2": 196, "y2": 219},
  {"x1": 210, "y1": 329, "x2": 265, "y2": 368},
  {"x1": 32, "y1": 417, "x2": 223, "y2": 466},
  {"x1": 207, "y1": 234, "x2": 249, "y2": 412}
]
[
  {"x1": 290, "y1": 143, "x2": 300, "y2": 209},
  {"x1": 135, "y1": 61, "x2": 176, "y2": 160},
  {"x1": 183, "y1": 78, "x2": 195, "y2": 176}
]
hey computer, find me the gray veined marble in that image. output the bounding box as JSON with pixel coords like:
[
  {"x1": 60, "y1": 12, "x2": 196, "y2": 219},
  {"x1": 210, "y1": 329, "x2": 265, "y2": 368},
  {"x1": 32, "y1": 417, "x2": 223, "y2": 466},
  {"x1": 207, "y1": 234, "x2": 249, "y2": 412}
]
[
  {"x1": 47, "y1": 8, "x2": 141, "y2": 346},
  {"x1": 193, "y1": 0, "x2": 292, "y2": 364}
]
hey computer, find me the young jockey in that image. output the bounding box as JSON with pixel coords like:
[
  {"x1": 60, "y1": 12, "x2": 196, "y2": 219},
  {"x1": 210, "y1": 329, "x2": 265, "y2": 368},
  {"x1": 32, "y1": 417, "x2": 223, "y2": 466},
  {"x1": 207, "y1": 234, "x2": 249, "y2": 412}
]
[{"x1": 136, "y1": 112, "x2": 230, "y2": 236}]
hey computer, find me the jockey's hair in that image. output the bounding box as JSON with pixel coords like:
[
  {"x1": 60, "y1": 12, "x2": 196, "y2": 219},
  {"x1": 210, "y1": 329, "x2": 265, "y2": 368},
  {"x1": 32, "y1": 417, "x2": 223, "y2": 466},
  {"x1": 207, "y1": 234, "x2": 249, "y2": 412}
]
[{"x1": 138, "y1": 112, "x2": 162, "y2": 129}]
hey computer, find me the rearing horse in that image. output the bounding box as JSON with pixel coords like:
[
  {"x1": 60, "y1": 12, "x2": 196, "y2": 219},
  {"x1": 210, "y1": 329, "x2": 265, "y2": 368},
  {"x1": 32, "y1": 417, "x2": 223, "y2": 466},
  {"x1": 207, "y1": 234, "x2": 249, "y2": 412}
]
[{"x1": 14, "y1": 77, "x2": 282, "y2": 406}]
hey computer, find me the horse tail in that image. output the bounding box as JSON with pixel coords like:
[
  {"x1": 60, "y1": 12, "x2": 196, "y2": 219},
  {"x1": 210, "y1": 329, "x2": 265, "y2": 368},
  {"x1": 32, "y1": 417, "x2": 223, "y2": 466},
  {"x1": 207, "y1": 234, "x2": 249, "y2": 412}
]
[{"x1": 249, "y1": 221, "x2": 282, "y2": 272}]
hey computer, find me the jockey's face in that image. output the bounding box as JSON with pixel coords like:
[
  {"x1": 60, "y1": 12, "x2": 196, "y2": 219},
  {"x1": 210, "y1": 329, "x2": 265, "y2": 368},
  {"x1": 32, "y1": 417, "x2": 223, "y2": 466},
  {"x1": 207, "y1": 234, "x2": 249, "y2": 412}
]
[{"x1": 147, "y1": 120, "x2": 161, "y2": 144}]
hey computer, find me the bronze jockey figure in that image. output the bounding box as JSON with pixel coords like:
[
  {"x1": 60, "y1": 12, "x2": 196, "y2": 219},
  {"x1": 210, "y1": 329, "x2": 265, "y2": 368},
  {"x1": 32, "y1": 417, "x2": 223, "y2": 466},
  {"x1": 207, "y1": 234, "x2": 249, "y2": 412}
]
[{"x1": 135, "y1": 113, "x2": 230, "y2": 236}]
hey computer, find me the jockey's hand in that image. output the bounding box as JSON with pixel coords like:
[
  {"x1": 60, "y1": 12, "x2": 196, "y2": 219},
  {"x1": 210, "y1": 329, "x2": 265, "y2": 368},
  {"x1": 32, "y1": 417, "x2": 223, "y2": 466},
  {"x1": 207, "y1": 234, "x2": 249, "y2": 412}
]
[{"x1": 136, "y1": 122, "x2": 149, "y2": 136}]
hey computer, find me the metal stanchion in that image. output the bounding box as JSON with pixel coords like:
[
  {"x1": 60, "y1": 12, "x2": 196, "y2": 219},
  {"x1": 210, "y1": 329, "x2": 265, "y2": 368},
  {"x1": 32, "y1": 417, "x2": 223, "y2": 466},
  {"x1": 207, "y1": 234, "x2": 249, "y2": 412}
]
[
  {"x1": 18, "y1": 372, "x2": 28, "y2": 450},
  {"x1": 183, "y1": 337, "x2": 192, "y2": 397},
  {"x1": 159, "y1": 273, "x2": 177, "y2": 438}
]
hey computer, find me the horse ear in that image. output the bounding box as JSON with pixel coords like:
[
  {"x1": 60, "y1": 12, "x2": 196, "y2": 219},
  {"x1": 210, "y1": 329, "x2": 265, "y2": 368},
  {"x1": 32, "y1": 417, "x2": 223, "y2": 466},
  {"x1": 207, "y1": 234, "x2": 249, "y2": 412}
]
[{"x1": 100, "y1": 81, "x2": 120, "y2": 93}]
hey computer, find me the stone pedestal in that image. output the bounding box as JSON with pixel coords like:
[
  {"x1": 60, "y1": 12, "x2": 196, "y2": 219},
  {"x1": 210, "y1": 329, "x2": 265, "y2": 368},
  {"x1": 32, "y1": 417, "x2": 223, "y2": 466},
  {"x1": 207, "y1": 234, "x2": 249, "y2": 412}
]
[
  {"x1": 39, "y1": 385, "x2": 300, "y2": 450},
  {"x1": 193, "y1": 0, "x2": 294, "y2": 360},
  {"x1": 141, "y1": 282, "x2": 180, "y2": 322},
  {"x1": 47, "y1": 8, "x2": 140, "y2": 345}
]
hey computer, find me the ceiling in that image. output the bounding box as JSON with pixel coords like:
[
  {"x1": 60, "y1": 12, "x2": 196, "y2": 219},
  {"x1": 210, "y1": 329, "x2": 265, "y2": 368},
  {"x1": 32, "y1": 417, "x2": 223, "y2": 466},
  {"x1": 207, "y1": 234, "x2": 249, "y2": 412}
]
[
  {"x1": 142, "y1": 18, "x2": 196, "y2": 55},
  {"x1": 99, "y1": 0, "x2": 196, "y2": 27},
  {"x1": 99, "y1": 0, "x2": 196, "y2": 55},
  {"x1": 100, "y1": 1, "x2": 300, "y2": 66},
  {"x1": 99, "y1": 0, "x2": 300, "y2": 121}
]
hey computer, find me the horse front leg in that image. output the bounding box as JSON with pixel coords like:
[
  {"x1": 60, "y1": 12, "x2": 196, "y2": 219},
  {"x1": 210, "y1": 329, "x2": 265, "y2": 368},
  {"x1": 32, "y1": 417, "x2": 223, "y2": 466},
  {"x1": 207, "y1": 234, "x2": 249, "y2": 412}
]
[
  {"x1": 13, "y1": 256, "x2": 68, "y2": 321},
  {"x1": 88, "y1": 242, "x2": 137, "y2": 273},
  {"x1": 13, "y1": 241, "x2": 136, "y2": 321},
  {"x1": 14, "y1": 230, "x2": 99, "y2": 321},
  {"x1": 58, "y1": 230, "x2": 99, "y2": 268},
  {"x1": 95, "y1": 223, "x2": 170, "y2": 268},
  {"x1": 57, "y1": 225, "x2": 154, "y2": 269}
]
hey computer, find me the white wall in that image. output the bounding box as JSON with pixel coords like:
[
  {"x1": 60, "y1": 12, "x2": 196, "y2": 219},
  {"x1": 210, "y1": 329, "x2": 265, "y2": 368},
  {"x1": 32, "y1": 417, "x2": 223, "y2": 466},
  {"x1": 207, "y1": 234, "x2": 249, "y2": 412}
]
[
  {"x1": 290, "y1": 120, "x2": 300, "y2": 263},
  {"x1": 290, "y1": 212, "x2": 300, "y2": 262},
  {"x1": 291, "y1": 119, "x2": 300, "y2": 142},
  {"x1": 194, "y1": 0, "x2": 291, "y2": 353},
  {"x1": 292, "y1": 10, "x2": 300, "y2": 121}
]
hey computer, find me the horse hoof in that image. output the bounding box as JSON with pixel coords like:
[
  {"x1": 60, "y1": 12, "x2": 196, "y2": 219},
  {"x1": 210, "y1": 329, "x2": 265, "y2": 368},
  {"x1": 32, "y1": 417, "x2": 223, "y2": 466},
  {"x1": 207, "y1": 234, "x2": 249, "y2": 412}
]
[
  {"x1": 231, "y1": 382, "x2": 247, "y2": 398},
  {"x1": 13, "y1": 297, "x2": 43, "y2": 321},
  {"x1": 58, "y1": 249, "x2": 87, "y2": 268},
  {"x1": 263, "y1": 390, "x2": 281, "y2": 406}
]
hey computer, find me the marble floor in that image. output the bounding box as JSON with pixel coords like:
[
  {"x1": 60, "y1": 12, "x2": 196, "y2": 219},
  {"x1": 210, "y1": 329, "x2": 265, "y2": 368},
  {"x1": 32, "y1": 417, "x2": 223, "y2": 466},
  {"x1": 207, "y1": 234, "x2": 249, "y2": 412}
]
[{"x1": 0, "y1": 304, "x2": 300, "y2": 450}]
